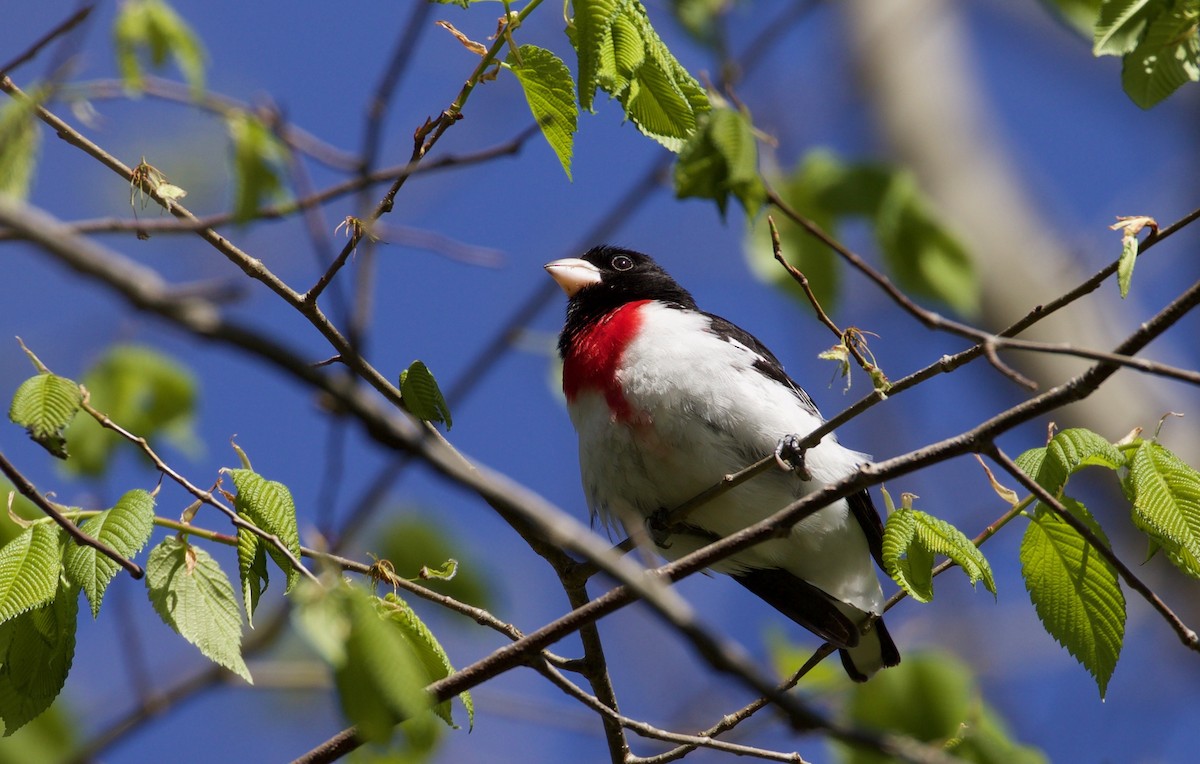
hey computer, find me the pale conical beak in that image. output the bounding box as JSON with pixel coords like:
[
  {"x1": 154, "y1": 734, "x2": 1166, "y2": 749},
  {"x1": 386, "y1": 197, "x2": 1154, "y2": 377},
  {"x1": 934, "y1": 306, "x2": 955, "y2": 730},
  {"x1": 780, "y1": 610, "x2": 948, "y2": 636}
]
[{"x1": 544, "y1": 258, "x2": 602, "y2": 297}]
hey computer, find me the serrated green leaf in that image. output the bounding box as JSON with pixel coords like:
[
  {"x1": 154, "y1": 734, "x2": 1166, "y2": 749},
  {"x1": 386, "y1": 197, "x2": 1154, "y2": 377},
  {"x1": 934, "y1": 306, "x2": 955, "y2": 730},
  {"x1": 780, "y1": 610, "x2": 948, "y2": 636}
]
[
  {"x1": 0, "y1": 524, "x2": 61, "y2": 626},
  {"x1": 145, "y1": 536, "x2": 251, "y2": 683},
  {"x1": 883, "y1": 508, "x2": 995, "y2": 603},
  {"x1": 574, "y1": 0, "x2": 622, "y2": 111},
  {"x1": 378, "y1": 593, "x2": 473, "y2": 730},
  {"x1": 1036, "y1": 428, "x2": 1126, "y2": 495},
  {"x1": 572, "y1": 0, "x2": 710, "y2": 151},
  {"x1": 508, "y1": 45, "x2": 578, "y2": 180},
  {"x1": 237, "y1": 529, "x2": 269, "y2": 627},
  {"x1": 0, "y1": 583, "x2": 77, "y2": 737},
  {"x1": 1120, "y1": 3, "x2": 1200, "y2": 108},
  {"x1": 1126, "y1": 440, "x2": 1200, "y2": 576},
  {"x1": 227, "y1": 110, "x2": 289, "y2": 223},
  {"x1": 400, "y1": 361, "x2": 453, "y2": 430},
  {"x1": 9, "y1": 374, "x2": 82, "y2": 460},
  {"x1": 0, "y1": 93, "x2": 42, "y2": 200},
  {"x1": 113, "y1": 0, "x2": 207, "y2": 98},
  {"x1": 64, "y1": 489, "x2": 155, "y2": 618},
  {"x1": 1014, "y1": 446, "x2": 1048, "y2": 481},
  {"x1": 1094, "y1": 0, "x2": 1160, "y2": 55},
  {"x1": 1020, "y1": 498, "x2": 1125, "y2": 697},
  {"x1": 228, "y1": 468, "x2": 301, "y2": 596},
  {"x1": 674, "y1": 107, "x2": 764, "y2": 218},
  {"x1": 66, "y1": 345, "x2": 197, "y2": 477}
]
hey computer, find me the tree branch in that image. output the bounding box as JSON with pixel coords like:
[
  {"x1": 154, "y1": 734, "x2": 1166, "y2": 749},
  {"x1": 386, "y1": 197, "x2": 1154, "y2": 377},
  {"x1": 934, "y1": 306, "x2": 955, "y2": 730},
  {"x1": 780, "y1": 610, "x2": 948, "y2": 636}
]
[{"x1": 0, "y1": 450, "x2": 144, "y2": 579}]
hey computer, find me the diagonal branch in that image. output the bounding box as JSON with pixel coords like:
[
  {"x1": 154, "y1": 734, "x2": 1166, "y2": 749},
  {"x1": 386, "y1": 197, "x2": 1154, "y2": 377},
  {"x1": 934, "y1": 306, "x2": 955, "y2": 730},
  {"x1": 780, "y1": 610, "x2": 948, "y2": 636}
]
[{"x1": 0, "y1": 450, "x2": 144, "y2": 578}]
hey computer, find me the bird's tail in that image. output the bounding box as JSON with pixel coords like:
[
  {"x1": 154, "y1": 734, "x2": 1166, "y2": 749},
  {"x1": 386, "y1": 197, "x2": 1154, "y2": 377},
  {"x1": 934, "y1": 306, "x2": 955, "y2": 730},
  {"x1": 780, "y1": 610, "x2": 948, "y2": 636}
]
[{"x1": 839, "y1": 616, "x2": 901, "y2": 682}]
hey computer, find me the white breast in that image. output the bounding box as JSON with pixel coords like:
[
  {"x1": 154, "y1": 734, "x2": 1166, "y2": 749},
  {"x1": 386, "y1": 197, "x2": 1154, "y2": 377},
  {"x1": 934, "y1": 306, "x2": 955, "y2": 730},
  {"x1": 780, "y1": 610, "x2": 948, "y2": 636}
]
[{"x1": 567, "y1": 302, "x2": 883, "y2": 613}]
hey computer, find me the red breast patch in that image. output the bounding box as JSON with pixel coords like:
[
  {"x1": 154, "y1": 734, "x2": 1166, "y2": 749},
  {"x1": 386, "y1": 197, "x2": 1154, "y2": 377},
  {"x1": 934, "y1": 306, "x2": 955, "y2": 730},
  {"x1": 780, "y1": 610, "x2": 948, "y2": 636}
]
[{"x1": 563, "y1": 300, "x2": 650, "y2": 422}]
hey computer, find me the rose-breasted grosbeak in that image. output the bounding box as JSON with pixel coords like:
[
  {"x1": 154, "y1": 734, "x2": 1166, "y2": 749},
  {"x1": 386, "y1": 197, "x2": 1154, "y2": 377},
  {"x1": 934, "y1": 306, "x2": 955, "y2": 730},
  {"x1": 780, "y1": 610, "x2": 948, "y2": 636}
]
[{"x1": 546, "y1": 246, "x2": 900, "y2": 681}]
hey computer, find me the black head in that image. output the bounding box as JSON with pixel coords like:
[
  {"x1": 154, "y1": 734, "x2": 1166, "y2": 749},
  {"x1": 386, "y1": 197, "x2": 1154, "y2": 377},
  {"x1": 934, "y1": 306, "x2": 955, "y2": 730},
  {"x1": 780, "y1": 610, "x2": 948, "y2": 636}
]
[
  {"x1": 545, "y1": 245, "x2": 696, "y2": 311},
  {"x1": 545, "y1": 246, "x2": 697, "y2": 358}
]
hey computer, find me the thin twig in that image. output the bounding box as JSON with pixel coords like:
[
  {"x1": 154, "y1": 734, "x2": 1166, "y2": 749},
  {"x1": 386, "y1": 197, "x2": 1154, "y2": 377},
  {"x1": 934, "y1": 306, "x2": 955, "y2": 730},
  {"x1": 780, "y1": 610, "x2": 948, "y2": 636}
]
[
  {"x1": 0, "y1": 5, "x2": 93, "y2": 77},
  {"x1": 75, "y1": 389, "x2": 320, "y2": 585},
  {"x1": 0, "y1": 450, "x2": 144, "y2": 578}
]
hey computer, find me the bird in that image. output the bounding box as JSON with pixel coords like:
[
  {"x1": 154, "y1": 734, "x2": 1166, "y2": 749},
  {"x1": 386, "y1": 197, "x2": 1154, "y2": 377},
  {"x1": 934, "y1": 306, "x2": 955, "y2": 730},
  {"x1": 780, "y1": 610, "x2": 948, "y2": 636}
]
[{"x1": 545, "y1": 245, "x2": 899, "y2": 681}]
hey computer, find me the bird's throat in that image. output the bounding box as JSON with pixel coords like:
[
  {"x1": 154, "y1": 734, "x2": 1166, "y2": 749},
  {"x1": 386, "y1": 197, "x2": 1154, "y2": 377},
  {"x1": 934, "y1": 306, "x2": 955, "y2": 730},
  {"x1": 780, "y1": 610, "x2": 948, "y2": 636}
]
[{"x1": 562, "y1": 300, "x2": 650, "y2": 423}]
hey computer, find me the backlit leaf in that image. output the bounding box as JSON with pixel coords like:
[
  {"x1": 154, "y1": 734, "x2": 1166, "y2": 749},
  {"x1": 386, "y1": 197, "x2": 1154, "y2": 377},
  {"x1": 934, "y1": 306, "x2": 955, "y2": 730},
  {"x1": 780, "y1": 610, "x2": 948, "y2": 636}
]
[
  {"x1": 0, "y1": 524, "x2": 61, "y2": 626},
  {"x1": 0, "y1": 583, "x2": 77, "y2": 736},
  {"x1": 64, "y1": 489, "x2": 155, "y2": 618},
  {"x1": 508, "y1": 45, "x2": 578, "y2": 180},
  {"x1": 1020, "y1": 498, "x2": 1125, "y2": 697},
  {"x1": 145, "y1": 536, "x2": 251, "y2": 683},
  {"x1": 8, "y1": 374, "x2": 81, "y2": 460}
]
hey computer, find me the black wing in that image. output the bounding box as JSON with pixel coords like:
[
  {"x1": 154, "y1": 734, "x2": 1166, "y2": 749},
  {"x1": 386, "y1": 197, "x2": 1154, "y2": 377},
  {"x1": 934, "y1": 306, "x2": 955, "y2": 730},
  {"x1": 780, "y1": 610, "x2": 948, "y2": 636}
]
[
  {"x1": 702, "y1": 312, "x2": 820, "y2": 417},
  {"x1": 706, "y1": 311, "x2": 887, "y2": 570},
  {"x1": 732, "y1": 567, "x2": 860, "y2": 648}
]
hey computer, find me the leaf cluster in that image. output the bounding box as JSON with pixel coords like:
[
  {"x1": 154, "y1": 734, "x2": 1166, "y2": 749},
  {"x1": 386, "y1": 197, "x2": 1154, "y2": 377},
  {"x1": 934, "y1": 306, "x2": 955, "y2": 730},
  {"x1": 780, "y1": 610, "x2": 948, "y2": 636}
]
[{"x1": 1, "y1": 347, "x2": 473, "y2": 748}]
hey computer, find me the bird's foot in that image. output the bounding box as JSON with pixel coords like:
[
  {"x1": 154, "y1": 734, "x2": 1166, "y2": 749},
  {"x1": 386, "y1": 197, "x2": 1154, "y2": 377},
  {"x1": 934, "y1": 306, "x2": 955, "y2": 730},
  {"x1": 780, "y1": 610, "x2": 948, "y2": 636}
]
[
  {"x1": 646, "y1": 507, "x2": 674, "y2": 548},
  {"x1": 775, "y1": 434, "x2": 812, "y2": 480}
]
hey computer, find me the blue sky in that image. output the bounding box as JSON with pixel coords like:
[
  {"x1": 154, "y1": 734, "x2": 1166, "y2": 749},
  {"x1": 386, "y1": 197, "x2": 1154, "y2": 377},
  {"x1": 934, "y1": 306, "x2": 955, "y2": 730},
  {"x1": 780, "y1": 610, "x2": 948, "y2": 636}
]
[{"x1": 3, "y1": 1, "x2": 1200, "y2": 762}]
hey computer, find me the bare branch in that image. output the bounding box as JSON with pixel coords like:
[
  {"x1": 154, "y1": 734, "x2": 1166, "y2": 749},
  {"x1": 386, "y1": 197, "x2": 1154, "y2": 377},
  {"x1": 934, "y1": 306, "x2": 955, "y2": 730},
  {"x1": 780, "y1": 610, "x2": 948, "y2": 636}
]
[{"x1": 0, "y1": 5, "x2": 93, "y2": 77}]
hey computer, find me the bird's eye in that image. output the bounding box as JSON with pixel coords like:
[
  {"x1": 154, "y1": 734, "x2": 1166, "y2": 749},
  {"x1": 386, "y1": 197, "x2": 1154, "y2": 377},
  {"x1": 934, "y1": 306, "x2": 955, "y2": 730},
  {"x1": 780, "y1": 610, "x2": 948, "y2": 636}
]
[{"x1": 612, "y1": 255, "x2": 634, "y2": 271}]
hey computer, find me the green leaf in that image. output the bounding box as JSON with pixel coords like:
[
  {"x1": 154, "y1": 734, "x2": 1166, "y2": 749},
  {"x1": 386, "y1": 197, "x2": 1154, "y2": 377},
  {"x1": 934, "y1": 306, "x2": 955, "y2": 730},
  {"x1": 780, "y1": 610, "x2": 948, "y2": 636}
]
[
  {"x1": 0, "y1": 93, "x2": 42, "y2": 200},
  {"x1": 399, "y1": 361, "x2": 453, "y2": 430},
  {"x1": 508, "y1": 45, "x2": 578, "y2": 180},
  {"x1": 1020, "y1": 498, "x2": 1125, "y2": 697},
  {"x1": 145, "y1": 536, "x2": 252, "y2": 683},
  {"x1": 1117, "y1": 226, "x2": 1138, "y2": 297},
  {"x1": 0, "y1": 583, "x2": 77, "y2": 737},
  {"x1": 296, "y1": 584, "x2": 438, "y2": 747},
  {"x1": 1120, "y1": 3, "x2": 1200, "y2": 108},
  {"x1": 377, "y1": 593, "x2": 473, "y2": 730},
  {"x1": 9, "y1": 373, "x2": 82, "y2": 460},
  {"x1": 376, "y1": 515, "x2": 493, "y2": 610},
  {"x1": 875, "y1": 172, "x2": 979, "y2": 317},
  {"x1": 66, "y1": 345, "x2": 197, "y2": 477},
  {"x1": 882, "y1": 508, "x2": 995, "y2": 603},
  {"x1": 0, "y1": 524, "x2": 61, "y2": 626},
  {"x1": 572, "y1": 0, "x2": 710, "y2": 151},
  {"x1": 1126, "y1": 440, "x2": 1200, "y2": 576},
  {"x1": 839, "y1": 652, "x2": 1048, "y2": 764},
  {"x1": 1014, "y1": 446, "x2": 1048, "y2": 481},
  {"x1": 226, "y1": 110, "x2": 289, "y2": 223},
  {"x1": 674, "y1": 106, "x2": 765, "y2": 218},
  {"x1": 237, "y1": 529, "x2": 269, "y2": 627},
  {"x1": 1035, "y1": 428, "x2": 1126, "y2": 496},
  {"x1": 1094, "y1": 0, "x2": 1161, "y2": 55},
  {"x1": 747, "y1": 149, "x2": 977, "y2": 316},
  {"x1": 113, "y1": 0, "x2": 207, "y2": 98},
  {"x1": 668, "y1": 0, "x2": 727, "y2": 46},
  {"x1": 64, "y1": 489, "x2": 155, "y2": 618},
  {"x1": 745, "y1": 152, "x2": 844, "y2": 312},
  {"x1": 227, "y1": 467, "x2": 301, "y2": 608},
  {"x1": 574, "y1": 0, "x2": 623, "y2": 112},
  {"x1": 1042, "y1": 0, "x2": 1105, "y2": 35}
]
